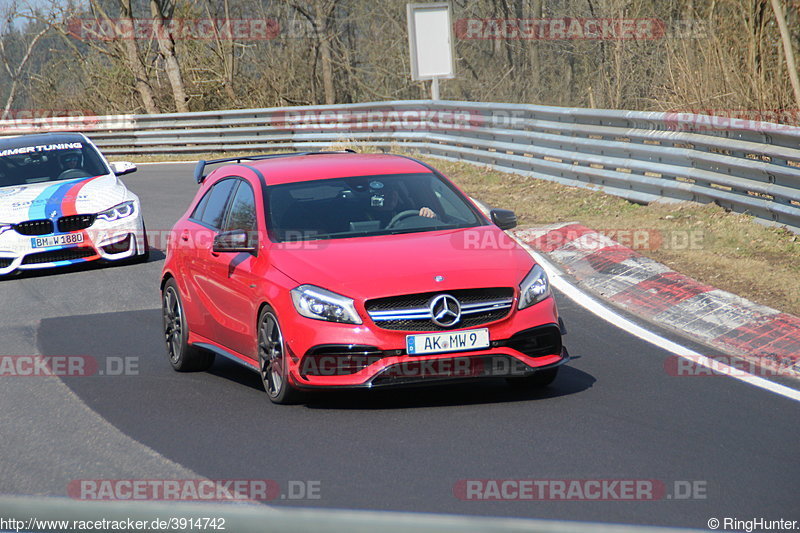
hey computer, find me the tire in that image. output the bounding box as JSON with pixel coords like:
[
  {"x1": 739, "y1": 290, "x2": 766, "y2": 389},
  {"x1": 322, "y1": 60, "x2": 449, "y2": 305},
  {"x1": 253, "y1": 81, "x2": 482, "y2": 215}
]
[
  {"x1": 257, "y1": 305, "x2": 302, "y2": 405},
  {"x1": 162, "y1": 278, "x2": 214, "y2": 372},
  {"x1": 506, "y1": 366, "x2": 559, "y2": 389}
]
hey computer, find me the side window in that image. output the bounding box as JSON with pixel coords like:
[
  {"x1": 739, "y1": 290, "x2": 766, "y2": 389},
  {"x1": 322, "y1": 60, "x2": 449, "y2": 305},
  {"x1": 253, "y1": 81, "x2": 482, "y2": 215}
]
[
  {"x1": 190, "y1": 190, "x2": 211, "y2": 221},
  {"x1": 223, "y1": 181, "x2": 257, "y2": 233},
  {"x1": 191, "y1": 178, "x2": 236, "y2": 229},
  {"x1": 431, "y1": 178, "x2": 474, "y2": 222}
]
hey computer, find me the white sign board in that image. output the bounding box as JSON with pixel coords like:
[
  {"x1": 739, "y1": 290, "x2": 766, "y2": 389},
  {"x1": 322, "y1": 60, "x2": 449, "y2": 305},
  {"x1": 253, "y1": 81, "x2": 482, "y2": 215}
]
[{"x1": 407, "y1": 3, "x2": 455, "y2": 81}]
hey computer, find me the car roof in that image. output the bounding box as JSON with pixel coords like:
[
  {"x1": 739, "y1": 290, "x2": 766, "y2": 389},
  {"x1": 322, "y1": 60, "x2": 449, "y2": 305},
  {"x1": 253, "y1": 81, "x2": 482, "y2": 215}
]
[
  {"x1": 212, "y1": 153, "x2": 433, "y2": 186},
  {"x1": 0, "y1": 132, "x2": 89, "y2": 149}
]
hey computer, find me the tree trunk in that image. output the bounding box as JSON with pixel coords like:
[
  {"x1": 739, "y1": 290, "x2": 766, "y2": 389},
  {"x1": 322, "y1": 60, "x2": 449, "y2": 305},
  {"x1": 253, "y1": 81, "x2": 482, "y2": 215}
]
[
  {"x1": 222, "y1": 0, "x2": 237, "y2": 103},
  {"x1": 316, "y1": 0, "x2": 336, "y2": 105},
  {"x1": 117, "y1": 0, "x2": 160, "y2": 114},
  {"x1": 150, "y1": 0, "x2": 190, "y2": 112},
  {"x1": 2, "y1": 78, "x2": 19, "y2": 118},
  {"x1": 527, "y1": 0, "x2": 543, "y2": 99},
  {"x1": 769, "y1": 0, "x2": 800, "y2": 109}
]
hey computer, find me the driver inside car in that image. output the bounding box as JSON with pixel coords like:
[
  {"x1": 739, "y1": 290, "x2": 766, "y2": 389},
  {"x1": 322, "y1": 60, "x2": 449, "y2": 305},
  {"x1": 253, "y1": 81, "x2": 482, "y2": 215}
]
[
  {"x1": 367, "y1": 182, "x2": 437, "y2": 226},
  {"x1": 57, "y1": 150, "x2": 84, "y2": 178}
]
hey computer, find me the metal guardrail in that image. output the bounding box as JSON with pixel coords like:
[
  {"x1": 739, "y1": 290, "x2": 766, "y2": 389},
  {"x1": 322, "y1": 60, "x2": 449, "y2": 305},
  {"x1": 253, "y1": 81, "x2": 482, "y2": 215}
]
[{"x1": 2, "y1": 100, "x2": 799, "y2": 232}]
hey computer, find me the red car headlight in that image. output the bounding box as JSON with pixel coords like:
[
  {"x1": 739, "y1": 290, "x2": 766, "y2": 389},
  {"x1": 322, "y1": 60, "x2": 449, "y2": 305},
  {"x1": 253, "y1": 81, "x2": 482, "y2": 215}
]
[
  {"x1": 519, "y1": 264, "x2": 551, "y2": 310},
  {"x1": 290, "y1": 284, "x2": 363, "y2": 325}
]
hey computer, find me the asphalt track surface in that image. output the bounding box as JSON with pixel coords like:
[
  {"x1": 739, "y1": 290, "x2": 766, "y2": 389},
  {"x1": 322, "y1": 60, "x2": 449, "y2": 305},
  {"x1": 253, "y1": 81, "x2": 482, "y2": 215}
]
[{"x1": 1, "y1": 163, "x2": 798, "y2": 529}]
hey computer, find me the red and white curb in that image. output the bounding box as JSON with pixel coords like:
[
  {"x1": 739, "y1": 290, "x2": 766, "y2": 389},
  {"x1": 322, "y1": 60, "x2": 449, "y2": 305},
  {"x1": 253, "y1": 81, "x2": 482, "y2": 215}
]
[{"x1": 513, "y1": 223, "x2": 800, "y2": 379}]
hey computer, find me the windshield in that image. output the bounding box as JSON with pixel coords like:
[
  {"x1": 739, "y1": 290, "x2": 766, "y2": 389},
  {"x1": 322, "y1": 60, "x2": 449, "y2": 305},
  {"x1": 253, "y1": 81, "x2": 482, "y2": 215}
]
[
  {"x1": 0, "y1": 139, "x2": 110, "y2": 187},
  {"x1": 267, "y1": 172, "x2": 485, "y2": 242}
]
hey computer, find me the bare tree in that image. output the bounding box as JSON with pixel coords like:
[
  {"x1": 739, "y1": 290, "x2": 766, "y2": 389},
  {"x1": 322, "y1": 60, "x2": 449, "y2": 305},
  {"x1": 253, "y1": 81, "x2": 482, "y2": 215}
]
[
  {"x1": 0, "y1": 6, "x2": 48, "y2": 118},
  {"x1": 39, "y1": 0, "x2": 162, "y2": 114},
  {"x1": 118, "y1": 0, "x2": 161, "y2": 113},
  {"x1": 204, "y1": 0, "x2": 238, "y2": 104},
  {"x1": 291, "y1": 0, "x2": 337, "y2": 105},
  {"x1": 150, "y1": 0, "x2": 189, "y2": 112},
  {"x1": 315, "y1": 0, "x2": 336, "y2": 105},
  {"x1": 770, "y1": 0, "x2": 800, "y2": 109}
]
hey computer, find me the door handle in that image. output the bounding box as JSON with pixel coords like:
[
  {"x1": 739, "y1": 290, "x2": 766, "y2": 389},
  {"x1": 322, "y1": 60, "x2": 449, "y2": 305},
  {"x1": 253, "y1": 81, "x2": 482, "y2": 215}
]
[{"x1": 180, "y1": 231, "x2": 189, "y2": 242}]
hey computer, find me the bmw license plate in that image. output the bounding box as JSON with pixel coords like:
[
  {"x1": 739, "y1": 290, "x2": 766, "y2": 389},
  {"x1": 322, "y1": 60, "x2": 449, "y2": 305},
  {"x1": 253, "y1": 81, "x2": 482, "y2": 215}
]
[
  {"x1": 31, "y1": 234, "x2": 84, "y2": 248},
  {"x1": 407, "y1": 328, "x2": 490, "y2": 356}
]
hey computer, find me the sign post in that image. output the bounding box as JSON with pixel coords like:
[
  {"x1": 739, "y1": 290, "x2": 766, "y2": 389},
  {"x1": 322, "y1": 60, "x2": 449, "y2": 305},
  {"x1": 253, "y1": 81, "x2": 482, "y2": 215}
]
[{"x1": 407, "y1": 3, "x2": 455, "y2": 100}]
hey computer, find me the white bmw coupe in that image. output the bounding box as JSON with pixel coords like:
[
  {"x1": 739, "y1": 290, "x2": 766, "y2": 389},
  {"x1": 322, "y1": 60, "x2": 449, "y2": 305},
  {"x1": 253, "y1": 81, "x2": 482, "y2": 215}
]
[{"x1": 0, "y1": 132, "x2": 147, "y2": 276}]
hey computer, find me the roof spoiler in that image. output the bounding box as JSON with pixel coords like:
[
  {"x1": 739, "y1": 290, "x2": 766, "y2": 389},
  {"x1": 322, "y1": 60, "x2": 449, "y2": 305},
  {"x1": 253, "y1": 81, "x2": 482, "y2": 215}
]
[{"x1": 193, "y1": 149, "x2": 357, "y2": 183}]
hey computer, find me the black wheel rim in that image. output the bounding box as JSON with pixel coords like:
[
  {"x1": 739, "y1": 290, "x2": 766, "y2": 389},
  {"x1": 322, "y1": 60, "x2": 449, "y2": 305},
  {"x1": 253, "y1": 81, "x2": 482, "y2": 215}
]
[
  {"x1": 259, "y1": 312, "x2": 284, "y2": 397},
  {"x1": 163, "y1": 287, "x2": 183, "y2": 363}
]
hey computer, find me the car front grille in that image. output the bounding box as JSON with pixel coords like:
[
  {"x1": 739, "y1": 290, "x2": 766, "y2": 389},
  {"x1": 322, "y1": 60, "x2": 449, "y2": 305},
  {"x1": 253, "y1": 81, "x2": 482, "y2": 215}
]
[
  {"x1": 14, "y1": 219, "x2": 54, "y2": 236},
  {"x1": 366, "y1": 288, "x2": 514, "y2": 332},
  {"x1": 57, "y1": 214, "x2": 96, "y2": 232},
  {"x1": 21, "y1": 247, "x2": 96, "y2": 265}
]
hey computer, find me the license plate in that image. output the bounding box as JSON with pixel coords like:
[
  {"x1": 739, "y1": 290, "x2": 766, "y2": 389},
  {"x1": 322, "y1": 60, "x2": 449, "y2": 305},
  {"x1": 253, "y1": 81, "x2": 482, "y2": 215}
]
[
  {"x1": 31, "y1": 234, "x2": 84, "y2": 248},
  {"x1": 407, "y1": 328, "x2": 490, "y2": 356}
]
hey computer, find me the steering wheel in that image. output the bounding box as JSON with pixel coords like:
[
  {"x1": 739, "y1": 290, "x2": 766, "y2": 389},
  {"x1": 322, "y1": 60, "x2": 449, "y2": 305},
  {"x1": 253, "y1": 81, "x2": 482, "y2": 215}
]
[
  {"x1": 57, "y1": 169, "x2": 91, "y2": 180},
  {"x1": 386, "y1": 209, "x2": 421, "y2": 228}
]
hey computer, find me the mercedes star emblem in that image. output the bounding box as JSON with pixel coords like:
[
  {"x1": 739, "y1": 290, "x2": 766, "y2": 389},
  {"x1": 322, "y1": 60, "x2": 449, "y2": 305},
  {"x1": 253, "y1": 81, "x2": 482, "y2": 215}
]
[{"x1": 429, "y1": 294, "x2": 461, "y2": 327}]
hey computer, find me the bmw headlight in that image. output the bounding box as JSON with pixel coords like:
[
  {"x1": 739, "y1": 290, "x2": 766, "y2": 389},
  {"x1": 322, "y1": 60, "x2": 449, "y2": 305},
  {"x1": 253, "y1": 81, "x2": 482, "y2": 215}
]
[
  {"x1": 290, "y1": 285, "x2": 362, "y2": 325},
  {"x1": 97, "y1": 201, "x2": 135, "y2": 222},
  {"x1": 0, "y1": 223, "x2": 13, "y2": 235},
  {"x1": 519, "y1": 264, "x2": 551, "y2": 309}
]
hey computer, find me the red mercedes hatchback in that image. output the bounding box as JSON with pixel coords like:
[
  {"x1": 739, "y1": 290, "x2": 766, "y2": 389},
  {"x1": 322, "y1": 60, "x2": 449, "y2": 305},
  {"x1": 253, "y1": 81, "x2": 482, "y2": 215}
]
[{"x1": 161, "y1": 152, "x2": 568, "y2": 403}]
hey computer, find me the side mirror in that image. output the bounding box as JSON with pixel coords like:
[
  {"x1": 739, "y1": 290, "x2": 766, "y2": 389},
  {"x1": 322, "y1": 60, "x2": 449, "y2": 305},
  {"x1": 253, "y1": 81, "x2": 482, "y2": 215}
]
[
  {"x1": 490, "y1": 208, "x2": 517, "y2": 230},
  {"x1": 110, "y1": 161, "x2": 137, "y2": 176},
  {"x1": 213, "y1": 230, "x2": 256, "y2": 253}
]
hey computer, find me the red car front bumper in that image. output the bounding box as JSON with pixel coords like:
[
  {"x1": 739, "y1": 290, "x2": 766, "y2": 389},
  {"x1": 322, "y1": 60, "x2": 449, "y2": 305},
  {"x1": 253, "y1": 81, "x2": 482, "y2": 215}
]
[{"x1": 281, "y1": 296, "x2": 566, "y2": 389}]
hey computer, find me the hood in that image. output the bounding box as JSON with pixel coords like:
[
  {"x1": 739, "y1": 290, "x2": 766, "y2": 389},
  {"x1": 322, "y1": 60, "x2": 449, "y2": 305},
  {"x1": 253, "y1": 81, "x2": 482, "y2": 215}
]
[
  {"x1": 0, "y1": 174, "x2": 126, "y2": 223},
  {"x1": 270, "y1": 225, "x2": 535, "y2": 300}
]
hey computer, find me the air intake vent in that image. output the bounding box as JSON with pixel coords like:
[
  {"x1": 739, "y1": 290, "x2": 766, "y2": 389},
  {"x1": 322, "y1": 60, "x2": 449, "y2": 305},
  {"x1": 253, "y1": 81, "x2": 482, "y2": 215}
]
[
  {"x1": 21, "y1": 247, "x2": 96, "y2": 265},
  {"x1": 58, "y1": 214, "x2": 95, "y2": 233},
  {"x1": 14, "y1": 220, "x2": 54, "y2": 236}
]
